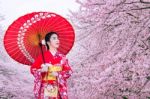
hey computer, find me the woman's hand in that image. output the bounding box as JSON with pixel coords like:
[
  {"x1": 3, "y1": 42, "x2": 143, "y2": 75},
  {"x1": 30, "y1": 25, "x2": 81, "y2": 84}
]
[{"x1": 41, "y1": 63, "x2": 52, "y2": 72}]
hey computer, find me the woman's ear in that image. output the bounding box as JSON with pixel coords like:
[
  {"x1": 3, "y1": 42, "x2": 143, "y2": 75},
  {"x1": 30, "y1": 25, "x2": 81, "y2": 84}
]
[{"x1": 47, "y1": 41, "x2": 50, "y2": 45}]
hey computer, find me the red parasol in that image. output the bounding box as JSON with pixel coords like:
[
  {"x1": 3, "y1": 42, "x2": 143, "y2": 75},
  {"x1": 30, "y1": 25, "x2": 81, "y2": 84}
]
[{"x1": 4, "y1": 12, "x2": 75, "y2": 65}]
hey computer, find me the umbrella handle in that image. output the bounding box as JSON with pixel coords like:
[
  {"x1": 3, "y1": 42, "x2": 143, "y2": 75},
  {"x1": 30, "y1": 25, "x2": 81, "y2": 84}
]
[
  {"x1": 39, "y1": 42, "x2": 45, "y2": 64},
  {"x1": 38, "y1": 34, "x2": 45, "y2": 64}
]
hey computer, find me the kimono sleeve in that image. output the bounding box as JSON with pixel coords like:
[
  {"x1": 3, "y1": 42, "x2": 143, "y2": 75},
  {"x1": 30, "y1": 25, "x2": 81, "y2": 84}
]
[
  {"x1": 30, "y1": 54, "x2": 43, "y2": 76},
  {"x1": 30, "y1": 54, "x2": 43, "y2": 97},
  {"x1": 60, "y1": 56, "x2": 73, "y2": 80}
]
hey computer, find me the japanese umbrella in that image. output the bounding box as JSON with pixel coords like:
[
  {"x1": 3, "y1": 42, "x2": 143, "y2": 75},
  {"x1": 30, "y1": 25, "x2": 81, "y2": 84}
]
[{"x1": 4, "y1": 12, "x2": 75, "y2": 65}]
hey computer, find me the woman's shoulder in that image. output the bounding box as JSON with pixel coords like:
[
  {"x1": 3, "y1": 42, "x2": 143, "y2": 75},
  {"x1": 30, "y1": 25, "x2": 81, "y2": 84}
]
[
  {"x1": 57, "y1": 51, "x2": 69, "y2": 60},
  {"x1": 57, "y1": 51, "x2": 66, "y2": 57},
  {"x1": 43, "y1": 50, "x2": 67, "y2": 58}
]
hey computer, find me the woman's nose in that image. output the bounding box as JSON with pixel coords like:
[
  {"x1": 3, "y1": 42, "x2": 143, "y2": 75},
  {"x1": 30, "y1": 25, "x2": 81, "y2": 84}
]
[{"x1": 56, "y1": 39, "x2": 60, "y2": 42}]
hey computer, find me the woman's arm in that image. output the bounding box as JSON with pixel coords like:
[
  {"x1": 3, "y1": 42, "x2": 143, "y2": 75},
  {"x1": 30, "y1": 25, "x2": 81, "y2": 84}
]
[
  {"x1": 30, "y1": 54, "x2": 43, "y2": 77},
  {"x1": 59, "y1": 57, "x2": 73, "y2": 80}
]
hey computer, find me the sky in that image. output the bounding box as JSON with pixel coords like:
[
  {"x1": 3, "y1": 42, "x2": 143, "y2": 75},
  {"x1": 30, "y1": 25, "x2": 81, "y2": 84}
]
[{"x1": 0, "y1": 0, "x2": 80, "y2": 30}]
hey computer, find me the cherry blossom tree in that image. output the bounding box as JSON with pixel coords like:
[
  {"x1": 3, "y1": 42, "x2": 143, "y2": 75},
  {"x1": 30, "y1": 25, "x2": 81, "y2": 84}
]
[
  {"x1": 0, "y1": 16, "x2": 8, "y2": 62},
  {"x1": 0, "y1": 15, "x2": 34, "y2": 98},
  {"x1": 1, "y1": 0, "x2": 150, "y2": 98},
  {"x1": 68, "y1": 0, "x2": 150, "y2": 98}
]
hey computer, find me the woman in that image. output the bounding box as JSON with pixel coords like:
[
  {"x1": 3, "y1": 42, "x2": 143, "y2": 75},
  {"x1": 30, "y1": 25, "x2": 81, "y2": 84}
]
[{"x1": 30, "y1": 32, "x2": 73, "y2": 99}]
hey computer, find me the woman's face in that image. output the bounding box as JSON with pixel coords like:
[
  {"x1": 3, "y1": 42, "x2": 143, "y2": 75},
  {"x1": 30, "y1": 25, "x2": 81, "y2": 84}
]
[{"x1": 48, "y1": 34, "x2": 60, "y2": 49}]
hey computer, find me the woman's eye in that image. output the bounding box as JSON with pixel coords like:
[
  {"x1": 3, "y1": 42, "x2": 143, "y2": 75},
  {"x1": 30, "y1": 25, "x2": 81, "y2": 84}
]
[{"x1": 53, "y1": 37, "x2": 56, "y2": 40}]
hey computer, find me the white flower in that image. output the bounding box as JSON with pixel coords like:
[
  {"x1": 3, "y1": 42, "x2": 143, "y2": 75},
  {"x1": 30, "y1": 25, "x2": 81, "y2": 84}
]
[{"x1": 41, "y1": 39, "x2": 46, "y2": 45}]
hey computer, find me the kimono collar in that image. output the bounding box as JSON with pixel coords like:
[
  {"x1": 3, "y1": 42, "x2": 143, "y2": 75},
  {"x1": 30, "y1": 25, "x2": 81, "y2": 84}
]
[{"x1": 47, "y1": 50, "x2": 60, "y2": 57}]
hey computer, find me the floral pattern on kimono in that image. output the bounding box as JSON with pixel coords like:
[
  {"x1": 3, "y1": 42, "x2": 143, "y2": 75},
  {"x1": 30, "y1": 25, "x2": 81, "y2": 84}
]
[{"x1": 30, "y1": 51, "x2": 73, "y2": 99}]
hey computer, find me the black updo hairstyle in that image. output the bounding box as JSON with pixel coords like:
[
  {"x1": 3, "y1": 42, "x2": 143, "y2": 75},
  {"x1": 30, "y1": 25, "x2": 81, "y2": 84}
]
[{"x1": 45, "y1": 32, "x2": 59, "y2": 50}]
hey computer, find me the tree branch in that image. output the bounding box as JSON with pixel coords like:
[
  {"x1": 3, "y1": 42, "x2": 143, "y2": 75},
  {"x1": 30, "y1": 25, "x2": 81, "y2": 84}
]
[
  {"x1": 131, "y1": 6, "x2": 150, "y2": 10},
  {"x1": 140, "y1": 0, "x2": 150, "y2": 4}
]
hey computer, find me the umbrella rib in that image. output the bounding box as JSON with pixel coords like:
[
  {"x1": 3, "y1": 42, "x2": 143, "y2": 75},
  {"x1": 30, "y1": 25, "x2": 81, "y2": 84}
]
[
  {"x1": 40, "y1": 16, "x2": 58, "y2": 33},
  {"x1": 18, "y1": 54, "x2": 28, "y2": 65},
  {"x1": 22, "y1": 13, "x2": 41, "y2": 36},
  {"x1": 24, "y1": 42, "x2": 38, "y2": 61},
  {"x1": 5, "y1": 42, "x2": 32, "y2": 63},
  {"x1": 23, "y1": 58, "x2": 28, "y2": 65},
  {"x1": 24, "y1": 38, "x2": 45, "y2": 61},
  {"x1": 6, "y1": 46, "x2": 25, "y2": 59},
  {"x1": 44, "y1": 16, "x2": 61, "y2": 32},
  {"x1": 60, "y1": 43, "x2": 72, "y2": 47},
  {"x1": 4, "y1": 45, "x2": 19, "y2": 52},
  {"x1": 8, "y1": 47, "x2": 25, "y2": 61},
  {"x1": 60, "y1": 34, "x2": 74, "y2": 36},
  {"x1": 33, "y1": 46, "x2": 39, "y2": 60},
  {"x1": 60, "y1": 41, "x2": 73, "y2": 47},
  {"x1": 7, "y1": 20, "x2": 25, "y2": 31},
  {"x1": 49, "y1": 24, "x2": 73, "y2": 33},
  {"x1": 51, "y1": 18, "x2": 66, "y2": 27},
  {"x1": 55, "y1": 28, "x2": 73, "y2": 32},
  {"x1": 17, "y1": 43, "x2": 33, "y2": 62},
  {"x1": 45, "y1": 17, "x2": 65, "y2": 32},
  {"x1": 59, "y1": 30, "x2": 74, "y2": 34},
  {"x1": 15, "y1": 19, "x2": 27, "y2": 26},
  {"x1": 48, "y1": 18, "x2": 73, "y2": 32},
  {"x1": 41, "y1": 16, "x2": 54, "y2": 31},
  {"x1": 4, "y1": 38, "x2": 17, "y2": 41},
  {"x1": 4, "y1": 41, "x2": 17, "y2": 46},
  {"x1": 7, "y1": 25, "x2": 22, "y2": 30},
  {"x1": 23, "y1": 41, "x2": 37, "y2": 61},
  {"x1": 40, "y1": 16, "x2": 49, "y2": 35},
  {"x1": 47, "y1": 19, "x2": 66, "y2": 31},
  {"x1": 59, "y1": 44, "x2": 72, "y2": 51},
  {"x1": 6, "y1": 30, "x2": 20, "y2": 33},
  {"x1": 59, "y1": 38, "x2": 74, "y2": 42},
  {"x1": 59, "y1": 46, "x2": 69, "y2": 54},
  {"x1": 18, "y1": 50, "x2": 30, "y2": 65},
  {"x1": 4, "y1": 34, "x2": 18, "y2": 36},
  {"x1": 52, "y1": 23, "x2": 71, "y2": 31},
  {"x1": 6, "y1": 42, "x2": 35, "y2": 64}
]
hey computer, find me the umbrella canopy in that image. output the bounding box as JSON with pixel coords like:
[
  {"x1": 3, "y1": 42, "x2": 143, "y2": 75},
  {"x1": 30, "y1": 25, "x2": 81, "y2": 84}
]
[{"x1": 4, "y1": 12, "x2": 75, "y2": 65}]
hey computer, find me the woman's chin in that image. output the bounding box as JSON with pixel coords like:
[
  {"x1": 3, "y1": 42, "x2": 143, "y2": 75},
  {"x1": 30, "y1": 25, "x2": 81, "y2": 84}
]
[{"x1": 55, "y1": 46, "x2": 59, "y2": 49}]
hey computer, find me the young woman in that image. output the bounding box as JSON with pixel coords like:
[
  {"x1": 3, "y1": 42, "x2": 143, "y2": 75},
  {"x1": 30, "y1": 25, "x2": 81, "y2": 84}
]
[{"x1": 30, "y1": 32, "x2": 73, "y2": 99}]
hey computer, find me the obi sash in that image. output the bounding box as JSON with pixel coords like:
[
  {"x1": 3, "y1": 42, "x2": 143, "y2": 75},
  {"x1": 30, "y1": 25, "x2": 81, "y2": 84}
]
[{"x1": 43, "y1": 66, "x2": 62, "y2": 81}]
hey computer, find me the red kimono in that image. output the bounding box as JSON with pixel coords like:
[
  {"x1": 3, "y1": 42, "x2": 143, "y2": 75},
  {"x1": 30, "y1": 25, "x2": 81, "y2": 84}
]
[{"x1": 30, "y1": 51, "x2": 73, "y2": 99}]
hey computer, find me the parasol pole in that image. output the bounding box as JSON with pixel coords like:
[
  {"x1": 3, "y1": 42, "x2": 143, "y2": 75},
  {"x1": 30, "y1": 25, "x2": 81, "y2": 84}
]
[{"x1": 38, "y1": 34, "x2": 45, "y2": 64}]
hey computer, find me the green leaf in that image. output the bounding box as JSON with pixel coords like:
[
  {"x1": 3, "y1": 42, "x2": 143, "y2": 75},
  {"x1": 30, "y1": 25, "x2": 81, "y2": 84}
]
[
  {"x1": 147, "y1": 96, "x2": 150, "y2": 99},
  {"x1": 146, "y1": 76, "x2": 150, "y2": 80},
  {"x1": 122, "y1": 96, "x2": 128, "y2": 99}
]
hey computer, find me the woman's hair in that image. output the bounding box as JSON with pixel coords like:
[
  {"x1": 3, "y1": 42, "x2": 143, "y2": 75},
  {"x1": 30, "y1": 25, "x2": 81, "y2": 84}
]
[{"x1": 45, "y1": 32, "x2": 59, "y2": 50}]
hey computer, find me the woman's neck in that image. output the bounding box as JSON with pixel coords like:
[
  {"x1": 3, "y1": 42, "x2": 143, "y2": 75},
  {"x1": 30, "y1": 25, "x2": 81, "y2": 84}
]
[{"x1": 49, "y1": 47, "x2": 57, "y2": 56}]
